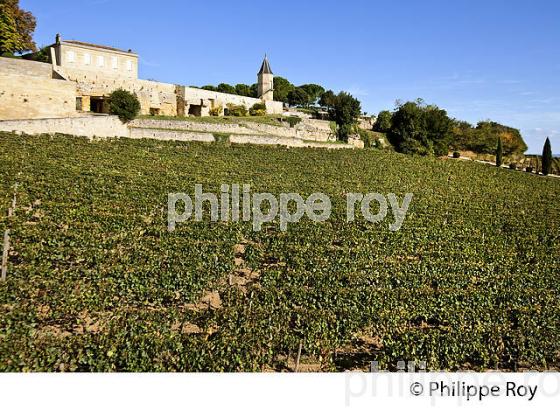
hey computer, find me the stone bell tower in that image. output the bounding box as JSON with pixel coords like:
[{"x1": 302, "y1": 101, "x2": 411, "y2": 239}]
[{"x1": 257, "y1": 55, "x2": 274, "y2": 102}]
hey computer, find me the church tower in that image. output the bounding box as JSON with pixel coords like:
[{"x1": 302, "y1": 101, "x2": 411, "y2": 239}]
[{"x1": 257, "y1": 55, "x2": 274, "y2": 102}]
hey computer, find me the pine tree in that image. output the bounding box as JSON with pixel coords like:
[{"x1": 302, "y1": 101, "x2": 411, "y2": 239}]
[
  {"x1": 496, "y1": 138, "x2": 503, "y2": 167},
  {"x1": 542, "y1": 137, "x2": 552, "y2": 176}
]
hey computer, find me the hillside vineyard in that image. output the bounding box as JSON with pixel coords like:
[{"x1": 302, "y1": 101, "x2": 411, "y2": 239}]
[{"x1": 0, "y1": 133, "x2": 559, "y2": 371}]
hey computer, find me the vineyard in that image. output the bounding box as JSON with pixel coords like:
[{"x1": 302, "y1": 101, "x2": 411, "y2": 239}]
[{"x1": 0, "y1": 132, "x2": 559, "y2": 372}]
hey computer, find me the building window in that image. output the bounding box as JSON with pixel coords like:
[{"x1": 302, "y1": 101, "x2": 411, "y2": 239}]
[
  {"x1": 126, "y1": 60, "x2": 133, "y2": 71},
  {"x1": 97, "y1": 56, "x2": 105, "y2": 67},
  {"x1": 84, "y1": 53, "x2": 91, "y2": 65},
  {"x1": 112, "y1": 56, "x2": 118, "y2": 69},
  {"x1": 66, "y1": 51, "x2": 76, "y2": 63}
]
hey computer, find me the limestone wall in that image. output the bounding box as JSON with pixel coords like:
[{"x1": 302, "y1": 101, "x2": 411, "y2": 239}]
[
  {"x1": 0, "y1": 72, "x2": 77, "y2": 120},
  {"x1": 265, "y1": 100, "x2": 283, "y2": 115},
  {"x1": 130, "y1": 118, "x2": 335, "y2": 142},
  {"x1": 130, "y1": 119, "x2": 250, "y2": 134},
  {"x1": 130, "y1": 129, "x2": 354, "y2": 150},
  {"x1": 230, "y1": 134, "x2": 355, "y2": 149},
  {"x1": 50, "y1": 73, "x2": 282, "y2": 118},
  {"x1": 241, "y1": 121, "x2": 334, "y2": 142},
  {"x1": 0, "y1": 57, "x2": 53, "y2": 78},
  {"x1": 358, "y1": 116, "x2": 375, "y2": 130},
  {"x1": 348, "y1": 137, "x2": 365, "y2": 149},
  {"x1": 0, "y1": 115, "x2": 129, "y2": 138},
  {"x1": 182, "y1": 87, "x2": 283, "y2": 115},
  {"x1": 0, "y1": 115, "x2": 358, "y2": 150},
  {"x1": 302, "y1": 119, "x2": 333, "y2": 132},
  {"x1": 306, "y1": 141, "x2": 357, "y2": 150},
  {"x1": 58, "y1": 67, "x2": 178, "y2": 116},
  {"x1": 129, "y1": 128, "x2": 215, "y2": 142},
  {"x1": 183, "y1": 87, "x2": 260, "y2": 107},
  {"x1": 20, "y1": 57, "x2": 282, "y2": 118},
  {"x1": 230, "y1": 134, "x2": 307, "y2": 147}
]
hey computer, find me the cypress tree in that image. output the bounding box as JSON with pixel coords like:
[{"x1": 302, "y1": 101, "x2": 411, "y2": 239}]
[
  {"x1": 542, "y1": 137, "x2": 552, "y2": 176},
  {"x1": 496, "y1": 138, "x2": 503, "y2": 167}
]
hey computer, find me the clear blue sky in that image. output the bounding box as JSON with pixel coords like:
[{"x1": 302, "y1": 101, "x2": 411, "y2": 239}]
[{"x1": 22, "y1": 0, "x2": 560, "y2": 153}]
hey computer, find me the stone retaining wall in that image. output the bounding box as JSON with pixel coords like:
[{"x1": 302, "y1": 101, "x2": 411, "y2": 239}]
[
  {"x1": 129, "y1": 127, "x2": 215, "y2": 142},
  {"x1": 130, "y1": 119, "x2": 248, "y2": 134},
  {"x1": 230, "y1": 134, "x2": 355, "y2": 149},
  {"x1": 0, "y1": 115, "x2": 357, "y2": 150},
  {"x1": 229, "y1": 134, "x2": 306, "y2": 147},
  {"x1": 0, "y1": 57, "x2": 53, "y2": 78},
  {"x1": 130, "y1": 118, "x2": 335, "y2": 142},
  {"x1": 0, "y1": 115, "x2": 129, "y2": 138},
  {"x1": 0, "y1": 64, "x2": 77, "y2": 120}
]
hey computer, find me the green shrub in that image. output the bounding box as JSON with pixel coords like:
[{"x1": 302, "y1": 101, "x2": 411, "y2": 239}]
[
  {"x1": 357, "y1": 128, "x2": 381, "y2": 149},
  {"x1": 209, "y1": 105, "x2": 223, "y2": 116},
  {"x1": 249, "y1": 103, "x2": 267, "y2": 116},
  {"x1": 285, "y1": 116, "x2": 301, "y2": 128},
  {"x1": 109, "y1": 89, "x2": 140, "y2": 123},
  {"x1": 213, "y1": 132, "x2": 230, "y2": 144},
  {"x1": 357, "y1": 128, "x2": 370, "y2": 148},
  {"x1": 226, "y1": 104, "x2": 248, "y2": 117}
]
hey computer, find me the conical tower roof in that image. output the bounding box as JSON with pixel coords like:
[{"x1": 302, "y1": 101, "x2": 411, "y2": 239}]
[{"x1": 258, "y1": 55, "x2": 273, "y2": 75}]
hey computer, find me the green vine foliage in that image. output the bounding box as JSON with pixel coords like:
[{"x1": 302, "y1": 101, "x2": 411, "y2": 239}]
[{"x1": 0, "y1": 132, "x2": 558, "y2": 371}]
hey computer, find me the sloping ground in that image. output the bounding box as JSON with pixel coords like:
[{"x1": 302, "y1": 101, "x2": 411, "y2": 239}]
[
  {"x1": 128, "y1": 127, "x2": 357, "y2": 149},
  {"x1": 0, "y1": 133, "x2": 559, "y2": 372},
  {"x1": 130, "y1": 117, "x2": 350, "y2": 148}
]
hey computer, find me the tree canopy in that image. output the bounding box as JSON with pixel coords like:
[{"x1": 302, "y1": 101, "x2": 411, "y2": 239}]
[
  {"x1": 299, "y1": 84, "x2": 325, "y2": 106},
  {"x1": 319, "y1": 90, "x2": 336, "y2": 110},
  {"x1": 451, "y1": 120, "x2": 527, "y2": 155},
  {"x1": 197, "y1": 76, "x2": 335, "y2": 109},
  {"x1": 373, "y1": 110, "x2": 392, "y2": 133},
  {"x1": 273, "y1": 76, "x2": 294, "y2": 104},
  {"x1": 387, "y1": 100, "x2": 452, "y2": 156},
  {"x1": 377, "y1": 99, "x2": 527, "y2": 157},
  {"x1": 235, "y1": 83, "x2": 254, "y2": 97},
  {"x1": 200, "y1": 83, "x2": 257, "y2": 98},
  {"x1": 0, "y1": 0, "x2": 37, "y2": 55},
  {"x1": 287, "y1": 87, "x2": 309, "y2": 107},
  {"x1": 332, "y1": 92, "x2": 362, "y2": 142}
]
